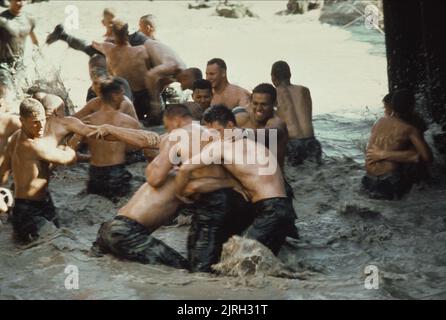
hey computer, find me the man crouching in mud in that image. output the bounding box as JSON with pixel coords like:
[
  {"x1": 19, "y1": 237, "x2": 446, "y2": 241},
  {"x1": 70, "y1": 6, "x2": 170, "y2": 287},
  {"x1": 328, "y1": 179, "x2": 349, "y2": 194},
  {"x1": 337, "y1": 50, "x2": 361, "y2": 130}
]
[
  {"x1": 0, "y1": 99, "x2": 76, "y2": 243},
  {"x1": 89, "y1": 104, "x2": 248, "y2": 270},
  {"x1": 176, "y1": 105, "x2": 299, "y2": 268},
  {"x1": 362, "y1": 89, "x2": 433, "y2": 200}
]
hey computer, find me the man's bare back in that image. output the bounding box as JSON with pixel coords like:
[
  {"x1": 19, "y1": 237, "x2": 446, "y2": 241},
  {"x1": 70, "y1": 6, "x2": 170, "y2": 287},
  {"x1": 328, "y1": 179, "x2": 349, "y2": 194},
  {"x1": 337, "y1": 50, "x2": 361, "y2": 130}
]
[
  {"x1": 74, "y1": 95, "x2": 138, "y2": 120},
  {"x1": 92, "y1": 42, "x2": 150, "y2": 92},
  {"x1": 276, "y1": 85, "x2": 314, "y2": 139},
  {"x1": 366, "y1": 116, "x2": 430, "y2": 176}
]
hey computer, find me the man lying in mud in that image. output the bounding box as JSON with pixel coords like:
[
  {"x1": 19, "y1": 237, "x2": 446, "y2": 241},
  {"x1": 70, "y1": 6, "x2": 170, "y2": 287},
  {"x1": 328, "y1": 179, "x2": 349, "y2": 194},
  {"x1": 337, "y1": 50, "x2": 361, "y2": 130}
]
[
  {"x1": 363, "y1": 89, "x2": 433, "y2": 200},
  {"x1": 89, "y1": 105, "x2": 248, "y2": 270},
  {"x1": 205, "y1": 58, "x2": 250, "y2": 109},
  {"x1": 271, "y1": 60, "x2": 322, "y2": 166},
  {"x1": 92, "y1": 19, "x2": 153, "y2": 122},
  {"x1": 0, "y1": 0, "x2": 39, "y2": 111},
  {"x1": 0, "y1": 98, "x2": 76, "y2": 243},
  {"x1": 176, "y1": 105, "x2": 299, "y2": 267},
  {"x1": 143, "y1": 38, "x2": 203, "y2": 123}
]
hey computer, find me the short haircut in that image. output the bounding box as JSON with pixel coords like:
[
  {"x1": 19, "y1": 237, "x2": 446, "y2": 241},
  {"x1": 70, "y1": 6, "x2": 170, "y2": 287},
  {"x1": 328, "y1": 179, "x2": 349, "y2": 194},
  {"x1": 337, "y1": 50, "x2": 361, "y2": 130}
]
[
  {"x1": 140, "y1": 14, "x2": 156, "y2": 29},
  {"x1": 252, "y1": 83, "x2": 277, "y2": 105},
  {"x1": 271, "y1": 60, "x2": 291, "y2": 81},
  {"x1": 207, "y1": 58, "x2": 227, "y2": 71},
  {"x1": 188, "y1": 67, "x2": 203, "y2": 81},
  {"x1": 103, "y1": 8, "x2": 117, "y2": 18},
  {"x1": 20, "y1": 98, "x2": 44, "y2": 118},
  {"x1": 100, "y1": 77, "x2": 124, "y2": 102},
  {"x1": 163, "y1": 103, "x2": 192, "y2": 119},
  {"x1": 203, "y1": 104, "x2": 236, "y2": 127},
  {"x1": 192, "y1": 79, "x2": 212, "y2": 92},
  {"x1": 89, "y1": 54, "x2": 107, "y2": 69},
  {"x1": 383, "y1": 93, "x2": 393, "y2": 104},
  {"x1": 392, "y1": 89, "x2": 414, "y2": 116},
  {"x1": 112, "y1": 19, "x2": 129, "y2": 43}
]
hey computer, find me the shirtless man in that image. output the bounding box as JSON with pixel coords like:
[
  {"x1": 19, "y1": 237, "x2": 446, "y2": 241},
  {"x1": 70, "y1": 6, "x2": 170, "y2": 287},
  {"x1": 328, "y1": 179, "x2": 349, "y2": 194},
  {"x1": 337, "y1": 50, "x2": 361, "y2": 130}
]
[
  {"x1": 91, "y1": 19, "x2": 153, "y2": 122},
  {"x1": 0, "y1": 99, "x2": 76, "y2": 242},
  {"x1": 271, "y1": 60, "x2": 322, "y2": 166},
  {"x1": 363, "y1": 89, "x2": 433, "y2": 200},
  {"x1": 46, "y1": 8, "x2": 116, "y2": 56},
  {"x1": 176, "y1": 105, "x2": 298, "y2": 258},
  {"x1": 89, "y1": 105, "x2": 248, "y2": 270},
  {"x1": 47, "y1": 12, "x2": 154, "y2": 54},
  {"x1": 0, "y1": 0, "x2": 39, "y2": 111},
  {"x1": 0, "y1": 111, "x2": 20, "y2": 166},
  {"x1": 233, "y1": 83, "x2": 288, "y2": 169},
  {"x1": 183, "y1": 79, "x2": 213, "y2": 121},
  {"x1": 205, "y1": 58, "x2": 250, "y2": 109},
  {"x1": 143, "y1": 38, "x2": 203, "y2": 120},
  {"x1": 77, "y1": 78, "x2": 143, "y2": 200}
]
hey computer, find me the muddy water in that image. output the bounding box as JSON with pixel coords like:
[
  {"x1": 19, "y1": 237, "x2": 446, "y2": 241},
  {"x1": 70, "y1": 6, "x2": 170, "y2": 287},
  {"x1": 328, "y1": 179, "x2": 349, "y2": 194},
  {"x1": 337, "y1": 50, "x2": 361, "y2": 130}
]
[{"x1": 1, "y1": 146, "x2": 445, "y2": 299}]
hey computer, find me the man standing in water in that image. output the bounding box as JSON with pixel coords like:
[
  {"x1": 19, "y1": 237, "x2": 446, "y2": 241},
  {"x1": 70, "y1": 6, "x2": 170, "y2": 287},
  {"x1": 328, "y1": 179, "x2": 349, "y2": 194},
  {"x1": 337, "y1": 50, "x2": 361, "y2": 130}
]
[
  {"x1": 0, "y1": 0, "x2": 39, "y2": 111},
  {"x1": 363, "y1": 89, "x2": 433, "y2": 200},
  {"x1": 0, "y1": 98, "x2": 76, "y2": 242},
  {"x1": 271, "y1": 60, "x2": 322, "y2": 166}
]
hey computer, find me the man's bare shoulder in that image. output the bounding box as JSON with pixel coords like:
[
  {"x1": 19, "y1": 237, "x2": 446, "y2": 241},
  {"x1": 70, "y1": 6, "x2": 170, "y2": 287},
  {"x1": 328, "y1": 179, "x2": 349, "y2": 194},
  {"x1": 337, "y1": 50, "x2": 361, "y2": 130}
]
[
  {"x1": 228, "y1": 83, "x2": 250, "y2": 95},
  {"x1": 268, "y1": 115, "x2": 287, "y2": 129},
  {"x1": 115, "y1": 112, "x2": 141, "y2": 129}
]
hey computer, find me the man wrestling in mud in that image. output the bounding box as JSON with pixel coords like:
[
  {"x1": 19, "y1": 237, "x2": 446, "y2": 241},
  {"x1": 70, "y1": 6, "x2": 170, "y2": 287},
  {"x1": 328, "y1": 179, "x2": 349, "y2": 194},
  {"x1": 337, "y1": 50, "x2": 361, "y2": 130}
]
[
  {"x1": 363, "y1": 89, "x2": 433, "y2": 200},
  {"x1": 0, "y1": 0, "x2": 39, "y2": 111},
  {"x1": 92, "y1": 19, "x2": 153, "y2": 122},
  {"x1": 88, "y1": 104, "x2": 247, "y2": 270},
  {"x1": 0, "y1": 98, "x2": 76, "y2": 243},
  {"x1": 143, "y1": 38, "x2": 203, "y2": 122},
  {"x1": 176, "y1": 105, "x2": 299, "y2": 268},
  {"x1": 205, "y1": 58, "x2": 250, "y2": 109},
  {"x1": 271, "y1": 60, "x2": 322, "y2": 166}
]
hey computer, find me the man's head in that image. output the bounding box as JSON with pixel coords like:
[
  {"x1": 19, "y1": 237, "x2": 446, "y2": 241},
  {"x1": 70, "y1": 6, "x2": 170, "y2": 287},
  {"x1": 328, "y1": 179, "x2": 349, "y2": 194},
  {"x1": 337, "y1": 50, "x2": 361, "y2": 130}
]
[
  {"x1": 19, "y1": 98, "x2": 46, "y2": 139},
  {"x1": 100, "y1": 77, "x2": 125, "y2": 107},
  {"x1": 88, "y1": 54, "x2": 108, "y2": 82},
  {"x1": 192, "y1": 79, "x2": 213, "y2": 110},
  {"x1": 250, "y1": 83, "x2": 276, "y2": 124},
  {"x1": 176, "y1": 67, "x2": 202, "y2": 91},
  {"x1": 33, "y1": 92, "x2": 65, "y2": 118},
  {"x1": 203, "y1": 104, "x2": 236, "y2": 137},
  {"x1": 206, "y1": 58, "x2": 227, "y2": 90},
  {"x1": 162, "y1": 104, "x2": 193, "y2": 132},
  {"x1": 102, "y1": 7, "x2": 116, "y2": 29},
  {"x1": 382, "y1": 93, "x2": 393, "y2": 116},
  {"x1": 111, "y1": 19, "x2": 129, "y2": 45},
  {"x1": 271, "y1": 60, "x2": 291, "y2": 87},
  {"x1": 392, "y1": 89, "x2": 415, "y2": 119},
  {"x1": 9, "y1": 0, "x2": 24, "y2": 16},
  {"x1": 139, "y1": 14, "x2": 156, "y2": 39}
]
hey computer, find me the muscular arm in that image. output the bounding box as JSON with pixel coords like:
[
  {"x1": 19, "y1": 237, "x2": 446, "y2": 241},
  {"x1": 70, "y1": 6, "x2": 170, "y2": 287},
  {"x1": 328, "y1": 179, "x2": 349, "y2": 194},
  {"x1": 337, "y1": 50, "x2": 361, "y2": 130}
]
[
  {"x1": 175, "y1": 142, "x2": 223, "y2": 196},
  {"x1": 367, "y1": 146, "x2": 420, "y2": 164},
  {"x1": 409, "y1": 128, "x2": 433, "y2": 163},
  {"x1": 73, "y1": 100, "x2": 98, "y2": 119},
  {"x1": 145, "y1": 137, "x2": 177, "y2": 187},
  {"x1": 87, "y1": 124, "x2": 160, "y2": 149},
  {"x1": 32, "y1": 142, "x2": 76, "y2": 165}
]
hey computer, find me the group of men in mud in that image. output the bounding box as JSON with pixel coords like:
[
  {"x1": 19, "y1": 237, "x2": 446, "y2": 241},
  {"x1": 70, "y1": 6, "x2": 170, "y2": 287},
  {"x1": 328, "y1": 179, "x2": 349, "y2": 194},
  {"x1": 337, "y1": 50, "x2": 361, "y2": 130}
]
[{"x1": 0, "y1": 0, "x2": 434, "y2": 272}]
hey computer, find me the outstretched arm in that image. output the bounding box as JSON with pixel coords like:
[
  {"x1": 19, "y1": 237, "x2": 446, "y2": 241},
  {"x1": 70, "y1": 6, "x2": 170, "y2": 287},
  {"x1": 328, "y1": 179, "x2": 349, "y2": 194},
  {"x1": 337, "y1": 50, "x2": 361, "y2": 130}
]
[
  {"x1": 87, "y1": 124, "x2": 160, "y2": 149},
  {"x1": 32, "y1": 142, "x2": 76, "y2": 165}
]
